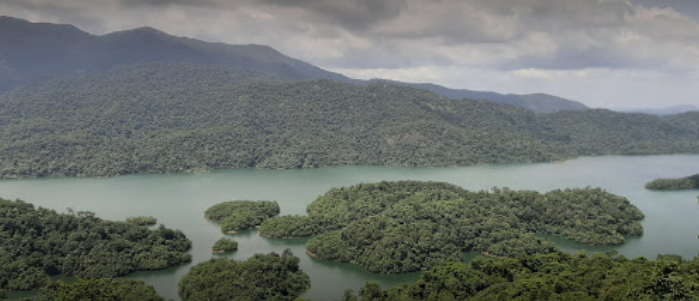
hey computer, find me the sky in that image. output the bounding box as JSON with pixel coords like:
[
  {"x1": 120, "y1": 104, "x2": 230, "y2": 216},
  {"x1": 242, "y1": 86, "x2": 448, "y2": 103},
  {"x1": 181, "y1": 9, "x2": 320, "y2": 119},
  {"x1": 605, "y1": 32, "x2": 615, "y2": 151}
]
[{"x1": 1, "y1": 0, "x2": 698, "y2": 109}]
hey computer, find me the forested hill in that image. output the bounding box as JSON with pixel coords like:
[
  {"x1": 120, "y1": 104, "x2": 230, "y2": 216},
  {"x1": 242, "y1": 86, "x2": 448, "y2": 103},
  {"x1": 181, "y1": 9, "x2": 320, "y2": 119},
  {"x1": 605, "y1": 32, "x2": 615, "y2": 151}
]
[
  {"x1": 1, "y1": 16, "x2": 584, "y2": 113},
  {"x1": 0, "y1": 16, "x2": 349, "y2": 93},
  {"x1": 0, "y1": 63, "x2": 697, "y2": 179}
]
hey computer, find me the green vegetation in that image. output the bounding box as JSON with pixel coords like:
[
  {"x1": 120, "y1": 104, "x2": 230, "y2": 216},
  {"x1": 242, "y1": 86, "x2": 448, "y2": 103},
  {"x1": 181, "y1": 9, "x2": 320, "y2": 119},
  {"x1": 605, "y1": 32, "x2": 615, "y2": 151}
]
[
  {"x1": 339, "y1": 252, "x2": 699, "y2": 301},
  {"x1": 0, "y1": 63, "x2": 697, "y2": 179},
  {"x1": 259, "y1": 216, "x2": 324, "y2": 238},
  {"x1": 38, "y1": 278, "x2": 165, "y2": 301},
  {"x1": 261, "y1": 181, "x2": 644, "y2": 273},
  {"x1": 125, "y1": 216, "x2": 158, "y2": 226},
  {"x1": 0, "y1": 198, "x2": 192, "y2": 290},
  {"x1": 645, "y1": 174, "x2": 699, "y2": 190},
  {"x1": 205, "y1": 200, "x2": 280, "y2": 233},
  {"x1": 212, "y1": 238, "x2": 238, "y2": 253},
  {"x1": 178, "y1": 250, "x2": 310, "y2": 301}
]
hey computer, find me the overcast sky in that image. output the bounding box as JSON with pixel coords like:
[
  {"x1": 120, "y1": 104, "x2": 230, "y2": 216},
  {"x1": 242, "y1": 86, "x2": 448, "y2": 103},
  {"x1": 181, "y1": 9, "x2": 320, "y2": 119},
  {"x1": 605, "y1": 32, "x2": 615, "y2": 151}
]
[{"x1": 2, "y1": 0, "x2": 698, "y2": 109}]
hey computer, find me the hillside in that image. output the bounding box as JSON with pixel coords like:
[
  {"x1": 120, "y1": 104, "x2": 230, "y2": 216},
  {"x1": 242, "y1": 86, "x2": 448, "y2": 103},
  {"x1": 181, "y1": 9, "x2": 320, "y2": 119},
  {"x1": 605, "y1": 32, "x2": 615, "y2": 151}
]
[
  {"x1": 1, "y1": 16, "x2": 585, "y2": 113},
  {"x1": 0, "y1": 63, "x2": 697, "y2": 179},
  {"x1": 0, "y1": 16, "x2": 349, "y2": 93}
]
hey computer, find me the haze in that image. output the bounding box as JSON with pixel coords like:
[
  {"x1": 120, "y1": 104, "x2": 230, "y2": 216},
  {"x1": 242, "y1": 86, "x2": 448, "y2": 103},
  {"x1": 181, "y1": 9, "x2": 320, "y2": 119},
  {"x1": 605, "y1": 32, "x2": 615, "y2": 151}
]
[{"x1": 2, "y1": 0, "x2": 698, "y2": 109}]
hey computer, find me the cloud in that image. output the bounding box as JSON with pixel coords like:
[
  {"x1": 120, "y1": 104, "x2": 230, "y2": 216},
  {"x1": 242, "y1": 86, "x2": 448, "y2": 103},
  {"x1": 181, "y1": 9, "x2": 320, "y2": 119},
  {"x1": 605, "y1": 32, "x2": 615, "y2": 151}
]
[
  {"x1": 258, "y1": 0, "x2": 407, "y2": 31},
  {"x1": 1, "y1": 0, "x2": 698, "y2": 108}
]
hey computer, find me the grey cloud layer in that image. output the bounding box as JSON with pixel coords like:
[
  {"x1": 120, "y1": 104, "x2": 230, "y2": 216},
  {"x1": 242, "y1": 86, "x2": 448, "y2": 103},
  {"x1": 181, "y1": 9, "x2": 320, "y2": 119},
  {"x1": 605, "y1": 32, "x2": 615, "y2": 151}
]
[{"x1": 1, "y1": 0, "x2": 698, "y2": 107}]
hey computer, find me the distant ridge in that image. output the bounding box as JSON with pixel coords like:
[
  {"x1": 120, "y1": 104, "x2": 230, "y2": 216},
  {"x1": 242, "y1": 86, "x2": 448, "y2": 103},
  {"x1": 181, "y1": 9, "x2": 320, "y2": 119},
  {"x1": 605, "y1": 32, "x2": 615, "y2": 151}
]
[
  {"x1": 616, "y1": 105, "x2": 699, "y2": 116},
  {"x1": 0, "y1": 16, "x2": 585, "y2": 113},
  {"x1": 0, "y1": 16, "x2": 350, "y2": 92},
  {"x1": 369, "y1": 79, "x2": 589, "y2": 113}
]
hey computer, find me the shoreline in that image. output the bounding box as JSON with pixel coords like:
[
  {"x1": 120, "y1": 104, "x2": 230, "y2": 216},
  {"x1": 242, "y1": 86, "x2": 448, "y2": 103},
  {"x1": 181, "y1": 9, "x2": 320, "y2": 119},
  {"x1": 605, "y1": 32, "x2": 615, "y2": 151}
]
[{"x1": 306, "y1": 250, "x2": 318, "y2": 258}]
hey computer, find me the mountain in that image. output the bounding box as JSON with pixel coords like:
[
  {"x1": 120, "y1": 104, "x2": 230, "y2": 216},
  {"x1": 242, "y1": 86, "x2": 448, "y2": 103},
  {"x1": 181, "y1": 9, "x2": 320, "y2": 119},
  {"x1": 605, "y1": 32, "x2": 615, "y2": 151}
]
[
  {"x1": 0, "y1": 63, "x2": 696, "y2": 179},
  {"x1": 0, "y1": 16, "x2": 583, "y2": 113},
  {"x1": 369, "y1": 79, "x2": 589, "y2": 113},
  {"x1": 616, "y1": 105, "x2": 699, "y2": 116},
  {"x1": 0, "y1": 16, "x2": 350, "y2": 93}
]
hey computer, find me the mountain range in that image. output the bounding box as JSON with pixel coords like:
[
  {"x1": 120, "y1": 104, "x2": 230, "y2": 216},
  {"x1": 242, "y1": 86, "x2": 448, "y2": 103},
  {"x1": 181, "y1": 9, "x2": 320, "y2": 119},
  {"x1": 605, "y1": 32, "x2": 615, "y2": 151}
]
[
  {"x1": 0, "y1": 16, "x2": 586, "y2": 113},
  {"x1": 0, "y1": 16, "x2": 698, "y2": 179}
]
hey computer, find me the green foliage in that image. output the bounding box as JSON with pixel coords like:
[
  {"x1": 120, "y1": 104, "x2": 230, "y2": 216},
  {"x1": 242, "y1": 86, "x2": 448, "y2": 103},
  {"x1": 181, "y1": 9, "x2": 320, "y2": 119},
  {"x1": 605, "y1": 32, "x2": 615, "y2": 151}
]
[
  {"x1": 259, "y1": 215, "x2": 325, "y2": 238},
  {"x1": 341, "y1": 252, "x2": 699, "y2": 301},
  {"x1": 0, "y1": 63, "x2": 697, "y2": 179},
  {"x1": 0, "y1": 198, "x2": 192, "y2": 290},
  {"x1": 297, "y1": 181, "x2": 644, "y2": 273},
  {"x1": 125, "y1": 216, "x2": 157, "y2": 226},
  {"x1": 178, "y1": 250, "x2": 310, "y2": 301},
  {"x1": 205, "y1": 200, "x2": 280, "y2": 233},
  {"x1": 38, "y1": 278, "x2": 165, "y2": 301},
  {"x1": 645, "y1": 174, "x2": 699, "y2": 190},
  {"x1": 212, "y1": 238, "x2": 238, "y2": 253}
]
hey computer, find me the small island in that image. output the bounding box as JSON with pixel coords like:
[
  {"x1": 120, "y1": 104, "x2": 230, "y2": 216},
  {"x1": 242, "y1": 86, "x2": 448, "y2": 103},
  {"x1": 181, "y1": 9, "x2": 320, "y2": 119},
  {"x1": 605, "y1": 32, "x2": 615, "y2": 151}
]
[
  {"x1": 204, "y1": 200, "x2": 280, "y2": 233},
  {"x1": 125, "y1": 216, "x2": 158, "y2": 226},
  {"x1": 645, "y1": 174, "x2": 699, "y2": 190},
  {"x1": 178, "y1": 250, "x2": 310, "y2": 301},
  {"x1": 212, "y1": 238, "x2": 238, "y2": 254}
]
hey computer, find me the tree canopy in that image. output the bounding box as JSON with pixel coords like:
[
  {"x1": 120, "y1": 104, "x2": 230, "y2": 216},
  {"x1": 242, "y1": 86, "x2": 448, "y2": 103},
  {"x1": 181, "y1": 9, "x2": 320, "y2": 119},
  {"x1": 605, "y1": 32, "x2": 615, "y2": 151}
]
[
  {"x1": 212, "y1": 238, "x2": 238, "y2": 253},
  {"x1": 338, "y1": 251, "x2": 699, "y2": 301},
  {"x1": 0, "y1": 198, "x2": 192, "y2": 290},
  {"x1": 645, "y1": 174, "x2": 699, "y2": 190},
  {"x1": 205, "y1": 200, "x2": 280, "y2": 233},
  {"x1": 178, "y1": 250, "x2": 310, "y2": 301},
  {"x1": 37, "y1": 278, "x2": 165, "y2": 301},
  {"x1": 0, "y1": 63, "x2": 697, "y2": 179},
  {"x1": 261, "y1": 181, "x2": 644, "y2": 273}
]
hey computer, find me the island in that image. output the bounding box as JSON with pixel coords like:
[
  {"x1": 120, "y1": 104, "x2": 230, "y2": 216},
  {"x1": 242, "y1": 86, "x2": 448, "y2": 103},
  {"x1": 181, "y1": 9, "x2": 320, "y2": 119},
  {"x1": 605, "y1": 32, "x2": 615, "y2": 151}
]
[
  {"x1": 212, "y1": 238, "x2": 238, "y2": 254},
  {"x1": 259, "y1": 181, "x2": 644, "y2": 274},
  {"x1": 0, "y1": 198, "x2": 192, "y2": 291},
  {"x1": 178, "y1": 250, "x2": 310, "y2": 301},
  {"x1": 125, "y1": 216, "x2": 158, "y2": 226},
  {"x1": 645, "y1": 174, "x2": 699, "y2": 190},
  {"x1": 204, "y1": 200, "x2": 280, "y2": 233}
]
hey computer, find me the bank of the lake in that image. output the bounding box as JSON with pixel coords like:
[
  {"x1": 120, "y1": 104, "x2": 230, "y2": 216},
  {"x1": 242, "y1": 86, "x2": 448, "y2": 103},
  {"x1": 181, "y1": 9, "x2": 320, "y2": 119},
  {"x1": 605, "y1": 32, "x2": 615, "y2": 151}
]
[{"x1": 2, "y1": 154, "x2": 699, "y2": 301}]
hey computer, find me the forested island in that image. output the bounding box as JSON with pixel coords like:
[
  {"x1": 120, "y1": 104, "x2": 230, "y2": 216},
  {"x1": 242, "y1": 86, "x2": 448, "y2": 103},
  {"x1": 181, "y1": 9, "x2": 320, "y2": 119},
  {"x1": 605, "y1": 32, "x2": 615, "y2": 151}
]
[
  {"x1": 178, "y1": 250, "x2": 310, "y2": 301},
  {"x1": 645, "y1": 174, "x2": 699, "y2": 190},
  {"x1": 205, "y1": 200, "x2": 280, "y2": 233},
  {"x1": 0, "y1": 63, "x2": 698, "y2": 179},
  {"x1": 259, "y1": 181, "x2": 644, "y2": 273},
  {"x1": 0, "y1": 198, "x2": 192, "y2": 291},
  {"x1": 212, "y1": 238, "x2": 238, "y2": 254},
  {"x1": 336, "y1": 251, "x2": 699, "y2": 301}
]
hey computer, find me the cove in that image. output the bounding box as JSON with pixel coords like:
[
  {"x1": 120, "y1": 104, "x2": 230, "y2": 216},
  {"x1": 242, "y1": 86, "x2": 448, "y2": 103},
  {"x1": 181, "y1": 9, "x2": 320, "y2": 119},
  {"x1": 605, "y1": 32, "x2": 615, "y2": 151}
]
[{"x1": 2, "y1": 154, "x2": 699, "y2": 301}]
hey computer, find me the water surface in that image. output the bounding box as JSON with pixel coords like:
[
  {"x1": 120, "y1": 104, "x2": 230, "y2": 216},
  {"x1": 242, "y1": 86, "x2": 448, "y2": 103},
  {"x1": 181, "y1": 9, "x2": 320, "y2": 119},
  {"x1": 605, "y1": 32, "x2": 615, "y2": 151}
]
[{"x1": 2, "y1": 155, "x2": 699, "y2": 300}]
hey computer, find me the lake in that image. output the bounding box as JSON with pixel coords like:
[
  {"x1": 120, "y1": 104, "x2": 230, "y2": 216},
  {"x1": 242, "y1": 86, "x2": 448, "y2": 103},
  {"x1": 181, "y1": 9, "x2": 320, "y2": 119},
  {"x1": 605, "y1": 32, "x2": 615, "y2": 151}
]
[{"x1": 2, "y1": 155, "x2": 699, "y2": 300}]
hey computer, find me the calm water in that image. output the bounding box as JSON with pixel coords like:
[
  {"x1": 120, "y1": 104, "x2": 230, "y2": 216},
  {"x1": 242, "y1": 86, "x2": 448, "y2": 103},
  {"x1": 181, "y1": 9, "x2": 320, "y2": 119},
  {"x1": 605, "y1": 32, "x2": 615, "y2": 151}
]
[{"x1": 3, "y1": 155, "x2": 699, "y2": 300}]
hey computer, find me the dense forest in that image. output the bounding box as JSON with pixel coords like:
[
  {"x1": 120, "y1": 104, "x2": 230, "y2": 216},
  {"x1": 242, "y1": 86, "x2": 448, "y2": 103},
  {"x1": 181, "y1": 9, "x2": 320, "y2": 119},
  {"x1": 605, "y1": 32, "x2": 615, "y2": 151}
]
[
  {"x1": 205, "y1": 200, "x2": 280, "y2": 233},
  {"x1": 125, "y1": 216, "x2": 157, "y2": 226},
  {"x1": 0, "y1": 63, "x2": 697, "y2": 179},
  {"x1": 178, "y1": 250, "x2": 310, "y2": 301},
  {"x1": 0, "y1": 198, "x2": 192, "y2": 290},
  {"x1": 0, "y1": 278, "x2": 166, "y2": 301},
  {"x1": 645, "y1": 174, "x2": 699, "y2": 190},
  {"x1": 212, "y1": 238, "x2": 238, "y2": 253},
  {"x1": 336, "y1": 251, "x2": 699, "y2": 301},
  {"x1": 258, "y1": 181, "x2": 644, "y2": 273}
]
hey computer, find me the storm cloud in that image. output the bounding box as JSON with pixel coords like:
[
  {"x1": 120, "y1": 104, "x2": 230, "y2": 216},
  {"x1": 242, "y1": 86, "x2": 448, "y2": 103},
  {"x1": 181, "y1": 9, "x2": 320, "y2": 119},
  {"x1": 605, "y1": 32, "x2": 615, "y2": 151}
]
[{"x1": 1, "y1": 0, "x2": 698, "y2": 108}]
